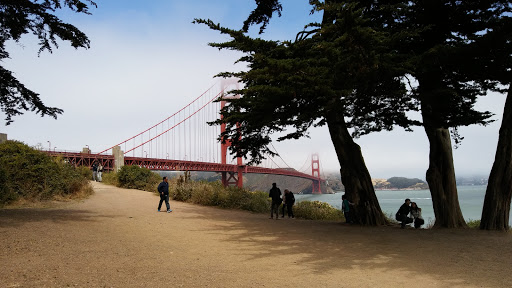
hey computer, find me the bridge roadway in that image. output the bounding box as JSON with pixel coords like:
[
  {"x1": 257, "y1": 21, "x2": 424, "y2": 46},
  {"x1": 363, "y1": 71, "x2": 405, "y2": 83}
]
[{"x1": 47, "y1": 151, "x2": 322, "y2": 182}]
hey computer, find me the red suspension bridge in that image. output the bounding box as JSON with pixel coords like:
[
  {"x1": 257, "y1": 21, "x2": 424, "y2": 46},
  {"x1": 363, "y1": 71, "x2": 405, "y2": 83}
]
[{"x1": 46, "y1": 79, "x2": 325, "y2": 193}]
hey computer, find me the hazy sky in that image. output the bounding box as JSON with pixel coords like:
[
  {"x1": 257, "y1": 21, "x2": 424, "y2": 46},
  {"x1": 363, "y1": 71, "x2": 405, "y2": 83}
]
[{"x1": 1, "y1": 0, "x2": 507, "y2": 180}]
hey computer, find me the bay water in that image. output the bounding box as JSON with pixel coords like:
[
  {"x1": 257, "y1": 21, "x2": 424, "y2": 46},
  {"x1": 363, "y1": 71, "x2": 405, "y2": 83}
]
[{"x1": 294, "y1": 186, "x2": 512, "y2": 226}]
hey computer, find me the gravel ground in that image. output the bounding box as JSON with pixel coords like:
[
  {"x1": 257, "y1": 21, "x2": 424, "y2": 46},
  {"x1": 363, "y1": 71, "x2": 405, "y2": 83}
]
[{"x1": 1, "y1": 181, "x2": 511, "y2": 288}]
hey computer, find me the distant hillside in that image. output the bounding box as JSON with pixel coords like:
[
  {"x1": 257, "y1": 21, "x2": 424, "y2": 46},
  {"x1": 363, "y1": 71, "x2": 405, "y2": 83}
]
[
  {"x1": 160, "y1": 171, "x2": 429, "y2": 193},
  {"x1": 171, "y1": 170, "x2": 337, "y2": 194},
  {"x1": 373, "y1": 177, "x2": 428, "y2": 190}
]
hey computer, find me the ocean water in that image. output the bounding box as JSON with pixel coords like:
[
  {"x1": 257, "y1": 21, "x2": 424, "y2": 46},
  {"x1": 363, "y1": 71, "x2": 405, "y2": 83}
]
[{"x1": 294, "y1": 186, "x2": 512, "y2": 225}]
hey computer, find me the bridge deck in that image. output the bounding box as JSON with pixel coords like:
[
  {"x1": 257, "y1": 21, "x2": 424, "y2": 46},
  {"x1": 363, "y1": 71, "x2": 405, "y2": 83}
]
[{"x1": 47, "y1": 151, "x2": 323, "y2": 181}]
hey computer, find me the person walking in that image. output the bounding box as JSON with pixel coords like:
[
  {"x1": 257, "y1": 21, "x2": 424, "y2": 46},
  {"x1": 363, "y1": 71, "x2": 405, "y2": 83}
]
[
  {"x1": 269, "y1": 183, "x2": 282, "y2": 220},
  {"x1": 284, "y1": 189, "x2": 295, "y2": 218},
  {"x1": 157, "y1": 177, "x2": 172, "y2": 213},
  {"x1": 92, "y1": 161, "x2": 98, "y2": 182}
]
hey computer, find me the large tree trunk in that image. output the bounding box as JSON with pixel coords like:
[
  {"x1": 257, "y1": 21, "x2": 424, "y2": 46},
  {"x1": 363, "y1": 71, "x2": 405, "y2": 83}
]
[
  {"x1": 421, "y1": 101, "x2": 467, "y2": 228},
  {"x1": 480, "y1": 85, "x2": 512, "y2": 231},
  {"x1": 326, "y1": 110, "x2": 388, "y2": 226}
]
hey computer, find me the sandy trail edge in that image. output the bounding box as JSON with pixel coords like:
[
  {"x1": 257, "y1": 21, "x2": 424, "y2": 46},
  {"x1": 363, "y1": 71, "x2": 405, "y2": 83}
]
[{"x1": 1, "y1": 181, "x2": 511, "y2": 288}]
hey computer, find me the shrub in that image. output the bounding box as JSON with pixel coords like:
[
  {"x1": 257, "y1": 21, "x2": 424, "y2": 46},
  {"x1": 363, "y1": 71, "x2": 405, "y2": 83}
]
[
  {"x1": 294, "y1": 200, "x2": 343, "y2": 221},
  {"x1": 241, "y1": 190, "x2": 270, "y2": 213},
  {"x1": 0, "y1": 141, "x2": 93, "y2": 205},
  {"x1": 76, "y1": 165, "x2": 92, "y2": 180},
  {"x1": 466, "y1": 219, "x2": 481, "y2": 229},
  {"x1": 173, "y1": 181, "x2": 194, "y2": 201},
  {"x1": 101, "y1": 171, "x2": 119, "y2": 186},
  {"x1": 169, "y1": 178, "x2": 347, "y2": 220},
  {"x1": 190, "y1": 182, "x2": 216, "y2": 206},
  {"x1": 117, "y1": 165, "x2": 161, "y2": 191},
  {"x1": 170, "y1": 179, "x2": 270, "y2": 213}
]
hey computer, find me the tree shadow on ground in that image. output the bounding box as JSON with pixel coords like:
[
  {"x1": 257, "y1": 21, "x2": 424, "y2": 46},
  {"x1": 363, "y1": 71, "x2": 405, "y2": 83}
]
[
  {"x1": 181, "y1": 203, "x2": 512, "y2": 287},
  {"x1": 0, "y1": 208, "x2": 115, "y2": 228}
]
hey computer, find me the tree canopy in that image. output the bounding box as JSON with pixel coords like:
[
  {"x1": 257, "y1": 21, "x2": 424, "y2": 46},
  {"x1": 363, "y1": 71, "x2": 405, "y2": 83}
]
[
  {"x1": 198, "y1": 0, "x2": 511, "y2": 227},
  {"x1": 0, "y1": 0, "x2": 96, "y2": 125},
  {"x1": 195, "y1": 1, "x2": 423, "y2": 225},
  {"x1": 196, "y1": 1, "x2": 418, "y2": 165}
]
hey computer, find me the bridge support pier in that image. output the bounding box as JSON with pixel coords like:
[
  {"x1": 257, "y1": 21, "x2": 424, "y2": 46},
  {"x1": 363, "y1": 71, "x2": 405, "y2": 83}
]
[
  {"x1": 311, "y1": 153, "x2": 322, "y2": 194},
  {"x1": 221, "y1": 166, "x2": 244, "y2": 188},
  {"x1": 113, "y1": 146, "x2": 124, "y2": 172}
]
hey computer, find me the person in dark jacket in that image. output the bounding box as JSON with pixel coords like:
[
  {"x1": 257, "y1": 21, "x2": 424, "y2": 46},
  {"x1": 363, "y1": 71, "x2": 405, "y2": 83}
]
[
  {"x1": 269, "y1": 183, "x2": 282, "y2": 220},
  {"x1": 92, "y1": 161, "x2": 98, "y2": 182},
  {"x1": 283, "y1": 189, "x2": 295, "y2": 218},
  {"x1": 396, "y1": 198, "x2": 413, "y2": 228},
  {"x1": 157, "y1": 177, "x2": 172, "y2": 213}
]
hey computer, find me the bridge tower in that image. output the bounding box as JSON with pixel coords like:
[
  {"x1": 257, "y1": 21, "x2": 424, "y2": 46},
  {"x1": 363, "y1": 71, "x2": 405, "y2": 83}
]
[
  {"x1": 311, "y1": 153, "x2": 322, "y2": 194},
  {"x1": 220, "y1": 78, "x2": 244, "y2": 188}
]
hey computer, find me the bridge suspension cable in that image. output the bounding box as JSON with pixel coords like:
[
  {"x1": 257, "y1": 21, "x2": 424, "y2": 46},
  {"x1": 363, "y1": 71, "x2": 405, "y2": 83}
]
[{"x1": 98, "y1": 82, "x2": 224, "y2": 164}]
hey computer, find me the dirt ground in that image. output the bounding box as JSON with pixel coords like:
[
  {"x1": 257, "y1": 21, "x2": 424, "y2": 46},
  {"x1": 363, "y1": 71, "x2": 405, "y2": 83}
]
[{"x1": 1, "y1": 182, "x2": 511, "y2": 288}]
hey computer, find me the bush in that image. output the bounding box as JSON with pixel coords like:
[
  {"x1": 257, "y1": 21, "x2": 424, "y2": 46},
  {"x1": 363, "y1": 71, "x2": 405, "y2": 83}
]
[
  {"x1": 170, "y1": 179, "x2": 270, "y2": 213},
  {"x1": 76, "y1": 165, "x2": 92, "y2": 180},
  {"x1": 294, "y1": 200, "x2": 344, "y2": 221},
  {"x1": 0, "y1": 141, "x2": 93, "y2": 205},
  {"x1": 101, "y1": 171, "x2": 119, "y2": 186},
  {"x1": 466, "y1": 219, "x2": 481, "y2": 229},
  {"x1": 168, "y1": 177, "x2": 346, "y2": 220},
  {"x1": 117, "y1": 165, "x2": 161, "y2": 191}
]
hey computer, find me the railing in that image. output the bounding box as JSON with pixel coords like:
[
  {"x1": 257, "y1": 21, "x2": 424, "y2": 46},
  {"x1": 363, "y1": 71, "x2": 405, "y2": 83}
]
[{"x1": 43, "y1": 151, "x2": 322, "y2": 181}]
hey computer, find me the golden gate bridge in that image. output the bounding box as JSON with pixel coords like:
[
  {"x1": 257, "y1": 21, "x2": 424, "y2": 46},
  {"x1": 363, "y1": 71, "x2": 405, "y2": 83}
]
[{"x1": 45, "y1": 80, "x2": 325, "y2": 193}]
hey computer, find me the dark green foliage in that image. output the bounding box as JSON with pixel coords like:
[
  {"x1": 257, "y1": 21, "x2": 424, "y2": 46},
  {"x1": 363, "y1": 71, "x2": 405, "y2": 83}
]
[
  {"x1": 0, "y1": 0, "x2": 96, "y2": 125},
  {"x1": 76, "y1": 165, "x2": 92, "y2": 180},
  {"x1": 195, "y1": 1, "x2": 418, "y2": 165},
  {"x1": 0, "y1": 140, "x2": 91, "y2": 204},
  {"x1": 395, "y1": 1, "x2": 511, "y2": 129},
  {"x1": 243, "y1": 0, "x2": 282, "y2": 33},
  {"x1": 239, "y1": 0, "x2": 511, "y2": 228},
  {"x1": 395, "y1": 1, "x2": 510, "y2": 228},
  {"x1": 195, "y1": 0, "x2": 422, "y2": 226},
  {"x1": 116, "y1": 165, "x2": 161, "y2": 191},
  {"x1": 387, "y1": 177, "x2": 426, "y2": 190}
]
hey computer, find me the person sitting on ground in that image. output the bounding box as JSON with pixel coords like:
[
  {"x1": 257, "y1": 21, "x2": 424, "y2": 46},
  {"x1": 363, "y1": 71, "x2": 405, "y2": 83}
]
[
  {"x1": 409, "y1": 202, "x2": 424, "y2": 229},
  {"x1": 395, "y1": 198, "x2": 413, "y2": 229}
]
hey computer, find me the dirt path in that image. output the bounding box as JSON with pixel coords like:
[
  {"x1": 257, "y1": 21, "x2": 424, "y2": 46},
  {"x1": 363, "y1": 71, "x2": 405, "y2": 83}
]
[{"x1": 1, "y1": 182, "x2": 511, "y2": 288}]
